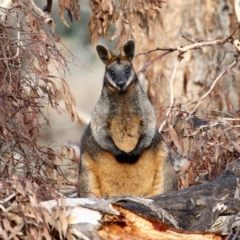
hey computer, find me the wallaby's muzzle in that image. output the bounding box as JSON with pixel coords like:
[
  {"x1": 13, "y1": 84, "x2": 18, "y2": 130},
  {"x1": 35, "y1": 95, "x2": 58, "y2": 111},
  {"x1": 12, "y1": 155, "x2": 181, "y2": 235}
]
[{"x1": 116, "y1": 79, "x2": 126, "y2": 89}]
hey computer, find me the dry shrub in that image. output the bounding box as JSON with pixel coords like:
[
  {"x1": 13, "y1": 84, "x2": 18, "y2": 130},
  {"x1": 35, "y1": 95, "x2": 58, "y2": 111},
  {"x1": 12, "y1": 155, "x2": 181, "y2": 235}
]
[
  {"x1": 0, "y1": 1, "x2": 82, "y2": 237},
  {"x1": 0, "y1": 176, "x2": 75, "y2": 239},
  {"x1": 58, "y1": 0, "x2": 80, "y2": 27},
  {"x1": 0, "y1": 1, "x2": 81, "y2": 182},
  {"x1": 160, "y1": 105, "x2": 240, "y2": 189}
]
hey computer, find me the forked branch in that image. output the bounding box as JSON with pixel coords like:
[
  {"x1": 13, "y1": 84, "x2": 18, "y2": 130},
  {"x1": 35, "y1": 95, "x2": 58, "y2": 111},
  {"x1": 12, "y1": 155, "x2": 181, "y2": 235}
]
[{"x1": 137, "y1": 25, "x2": 240, "y2": 74}]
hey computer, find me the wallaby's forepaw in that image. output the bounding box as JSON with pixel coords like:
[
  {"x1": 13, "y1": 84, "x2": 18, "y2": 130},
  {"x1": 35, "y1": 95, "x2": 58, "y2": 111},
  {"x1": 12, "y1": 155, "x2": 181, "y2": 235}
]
[
  {"x1": 114, "y1": 150, "x2": 129, "y2": 162},
  {"x1": 127, "y1": 148, "x2": 141, "y2": 163},
  {"x1": 114, "y1": 148, "x2": 141, "y2": 163}
]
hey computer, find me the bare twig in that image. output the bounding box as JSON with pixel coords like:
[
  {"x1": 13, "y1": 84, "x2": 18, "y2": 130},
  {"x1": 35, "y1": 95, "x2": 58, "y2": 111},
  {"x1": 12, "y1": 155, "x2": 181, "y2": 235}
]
[
  {"x1": 187, "y1": 60, "x2": 237, "y2": 119},
  {"x1": 181, "y1": 32, "x2": 196, "y2": 43},
  {"x1": 159, "y1": 60, "x2": 179, "y2": 132},
  {"x1": 43, "y1": 0, "x2": 52, "y2": 13},
  {"x1": 137, "y1": 50, "x2": 173, "y2": 74},
  {"x1": 15, "y1": 14, "x2": 21, "y2": 67},
  {"x1": 136, "y1": 47, "x2": 175, "y2": 56},
  {"x1": 176, "y1": 35, "x2": 233, "y2": 53},
  {"x1": 29, "y1": 0, "x2": 54, "y2": 30},
  {"x1": 0, "y1": 193, "x2": 16, "y2": 204},
  {"x1": 137, "y1": 26, "x2": 240, "y2": 73}
]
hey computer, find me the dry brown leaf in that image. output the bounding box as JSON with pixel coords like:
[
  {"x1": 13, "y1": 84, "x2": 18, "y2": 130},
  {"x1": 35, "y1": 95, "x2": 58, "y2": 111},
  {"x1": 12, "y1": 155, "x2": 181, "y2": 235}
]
[
  {"x1": 26, "y1": 12, "x2": 39, "y2": 32},
  {"x1": 14, "y1": 180, "x2": 25, "y2": 195},
  {"x1": 0, "y1": 224, "x2": 8, "y2": 240},
  {"x1": 182, "y1": 137, "x2": 190, "y2": 157},
  {"x1": 89, "y1": 0, "x2": 162, "y2": 48},
  {"x1": 168, "y1": 123, "x2": 181, "y2": 150},
  {"x1": 58, "y1": 0, "x2": 80, "y2": 28},
  {"x1": 6, "y1": 213, "x2": 24, "y2": 225},
  {"x1": 59, "y1": 209, "x2": 68, "y2": 238},
  {"x1": 59, "y1": 0, "x2": 70, "y2": 27},
  {"x1": 24, "y1": 204, "x2": 38, "y2": 220},
  {"x1": 28, "y1": 226, "x2": 38, "y2": 239},
  {"x1": 61, "y1": 146, "x2": 75, "y2": 160},
  {"x1": 42, "y1": 208, "x2": 53, "y2": 226},
  {"x1": 8, "y1": 222, "x2": 24, "y2": 239},
  {"x1": 41, "y1": 225, "x2": 52, "y2": 240},
  {"x1": 179, "y1": 160, "x2": 190, "y2": 188},
  {"x1": 3, "y1": 218, "x2": 24, "y2": 239},
  {"x1": 231, "y1": 140, "x2": 240, "y2": 152},
  {"x1": 214, "y1": 143, "x2": 219, "y2": 162},
  {"x1": 61, "y1": 78, "x2": 82, "y2": 125}
]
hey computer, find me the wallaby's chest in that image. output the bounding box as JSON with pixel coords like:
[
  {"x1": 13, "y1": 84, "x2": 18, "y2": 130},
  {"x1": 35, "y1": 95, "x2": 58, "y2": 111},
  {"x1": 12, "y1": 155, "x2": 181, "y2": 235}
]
[{"x1": 108, "y1": 104, "x2": 142, "y2": 152}]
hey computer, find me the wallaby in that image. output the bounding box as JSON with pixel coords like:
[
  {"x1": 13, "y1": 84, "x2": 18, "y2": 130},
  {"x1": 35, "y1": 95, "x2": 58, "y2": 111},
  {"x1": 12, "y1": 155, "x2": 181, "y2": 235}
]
[{"x1": 77, "y1": 40, "x2": 177, "y2": 198}]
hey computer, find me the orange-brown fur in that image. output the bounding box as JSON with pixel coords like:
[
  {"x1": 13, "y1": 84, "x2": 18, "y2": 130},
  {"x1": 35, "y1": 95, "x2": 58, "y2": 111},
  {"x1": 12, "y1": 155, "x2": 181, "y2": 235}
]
[
  {"x1": 81, "y1": 143, "x2": 167, "y2": 197},
  {"x1": 108, "y1": 115, "x2": 142, "y2": 153}
]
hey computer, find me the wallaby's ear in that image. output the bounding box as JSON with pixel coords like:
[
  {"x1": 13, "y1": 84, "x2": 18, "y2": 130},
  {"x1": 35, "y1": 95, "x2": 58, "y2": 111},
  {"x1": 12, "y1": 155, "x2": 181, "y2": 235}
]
[
  {"x1": 120, "y1": 40, "x2": 135, "y2": 61},
  {"x1": 96, "y1": 45, "x2": 112, "y2": 64}
]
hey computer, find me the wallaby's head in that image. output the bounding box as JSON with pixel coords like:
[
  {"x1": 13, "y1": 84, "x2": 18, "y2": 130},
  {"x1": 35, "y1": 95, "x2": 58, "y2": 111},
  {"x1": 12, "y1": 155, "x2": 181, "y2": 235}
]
[{"x1": 96, "y1": 40, "x2": 136, "y2": 92}]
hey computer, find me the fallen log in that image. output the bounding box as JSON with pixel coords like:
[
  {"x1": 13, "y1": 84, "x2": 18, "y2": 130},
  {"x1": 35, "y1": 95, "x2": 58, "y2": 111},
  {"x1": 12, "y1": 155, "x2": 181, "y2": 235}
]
[
  {"x1": 40, "y1": 196, "x2": 225, "y2": 240},
  {"x1": 120, "y1": 157, "x2": 240, "y2": 233},
  {"x1": 1, "y1": 159, "x2": 240, "y2": 239},
  {"x1": 98, "y1": 204, "x2": 224, "y2": 240}
]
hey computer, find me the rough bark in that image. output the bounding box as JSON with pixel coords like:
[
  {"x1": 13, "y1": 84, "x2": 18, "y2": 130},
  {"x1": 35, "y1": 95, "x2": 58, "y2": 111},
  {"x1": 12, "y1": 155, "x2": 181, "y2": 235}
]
[
  {"x1": 133, "y1": 0, "x2": 240, "y2": 117},
  {"x1": 120, "y1": 158, "x2": 240, "y2": 231}
]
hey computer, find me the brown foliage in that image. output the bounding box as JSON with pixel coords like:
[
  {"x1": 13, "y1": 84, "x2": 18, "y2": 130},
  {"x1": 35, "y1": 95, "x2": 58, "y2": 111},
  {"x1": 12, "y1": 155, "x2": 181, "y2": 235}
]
[
  {"x1": 160, "y1": 105, "x2": 240, "y2": 189},
  {"x1": 0, "y1": 177, "x2": 75, "y2": 239},
  {"x1": 0, "y1": 0, "x2": 81, "y2": 181},
  {"x1": 89, "y1": 0, "x2": 164, "y2": 48},
  {"x1": 58, "y1": 0, "x2": 80, "y2": 27}
]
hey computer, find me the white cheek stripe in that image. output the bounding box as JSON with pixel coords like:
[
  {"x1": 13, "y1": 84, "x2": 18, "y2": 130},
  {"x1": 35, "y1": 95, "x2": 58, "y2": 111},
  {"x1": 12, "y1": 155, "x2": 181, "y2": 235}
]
[
  {"x1": 125, "y1": 71, "x2": 134, "y2": 88},
  {"x1": 106, "y1": 72, "x2": 117, "y2": 88}
]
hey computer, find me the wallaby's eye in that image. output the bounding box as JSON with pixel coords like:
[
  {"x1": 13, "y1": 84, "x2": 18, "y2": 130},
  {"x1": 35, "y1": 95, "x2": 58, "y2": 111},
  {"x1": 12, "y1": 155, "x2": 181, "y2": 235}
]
[
  {"x1": 125, "y1": 68, "x2": 130, "y2": 74},
  {"x1": 110, "y1": 70, "x2": 115, "y2": 76}
]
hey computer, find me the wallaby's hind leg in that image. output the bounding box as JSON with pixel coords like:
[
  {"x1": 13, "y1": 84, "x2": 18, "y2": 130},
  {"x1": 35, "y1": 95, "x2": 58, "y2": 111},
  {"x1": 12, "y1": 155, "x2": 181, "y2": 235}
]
[
  {"x1": 78, "y1": 153, "x2": 101, "y2": 198},
  {"x1": 146, "y1": 135, "x2": 177, "y2": 197}
]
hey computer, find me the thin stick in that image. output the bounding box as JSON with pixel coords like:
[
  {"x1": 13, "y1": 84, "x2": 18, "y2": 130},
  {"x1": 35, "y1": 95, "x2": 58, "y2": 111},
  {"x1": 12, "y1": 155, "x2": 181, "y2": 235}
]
[
  {"x1": 138, "y1": 25, "x2": 239, "y2": 57},
  {"x1": 187, "y1": 61, "x2": 237, "y2": 119},
  {"x1": 137, "y1": 50, "x2": 173, "y2": 75},
  {"x1": 15, "y1": 13, "x2": 21, "y2": 67},
  {"x1": 159, "y1": 60, "x2": 179, "y2": 132},
  {"x1": 30, "y1": 0, "x2": 54, "y2": 30},
  {"x1": 136, "y1": 26, "x2": 239, "y2": 74}
]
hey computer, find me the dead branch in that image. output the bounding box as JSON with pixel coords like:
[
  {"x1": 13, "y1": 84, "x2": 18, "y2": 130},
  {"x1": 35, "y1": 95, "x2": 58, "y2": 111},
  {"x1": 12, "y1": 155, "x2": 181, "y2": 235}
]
[
  {"x1": 159, "y1": 60, "x2": 179, "y2": 132},
  {"x1": 137, "y1": 50, "x2": 173, "y2": 74},
  {"x1": 29, "y1": 0, "x2": 54, "y2": 28},
  {"x1": 189, "y1": 197, "x2": 240, "y2": 232},
  {"x1": 137, "y1": 25, "x2": 240, "y2": 74},
  {"x1": 187, "y1": 60, "x2": 237, "y2": 117},
  {"x1": 43, "y1": 0, "x2": 52, "y2": 13}
]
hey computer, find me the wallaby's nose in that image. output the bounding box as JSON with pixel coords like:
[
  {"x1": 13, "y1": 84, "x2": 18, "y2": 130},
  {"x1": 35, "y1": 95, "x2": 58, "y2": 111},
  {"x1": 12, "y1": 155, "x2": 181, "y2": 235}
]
[{"x1": 117, "y1": 80, "x2": 125, "y2": 89}]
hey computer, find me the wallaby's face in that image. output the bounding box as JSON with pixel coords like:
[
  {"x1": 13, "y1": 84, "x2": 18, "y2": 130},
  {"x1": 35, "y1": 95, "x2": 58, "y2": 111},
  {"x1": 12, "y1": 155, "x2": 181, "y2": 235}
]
[{"x1": 96, "y1": 40, "x2": 136, "y2": 92}]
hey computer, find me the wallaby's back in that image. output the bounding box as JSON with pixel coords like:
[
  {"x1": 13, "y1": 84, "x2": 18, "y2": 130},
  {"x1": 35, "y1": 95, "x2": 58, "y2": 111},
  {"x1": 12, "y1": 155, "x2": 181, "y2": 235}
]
[{"x1": 77, "y1": 40, "x2": 177, "y2": 198}]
